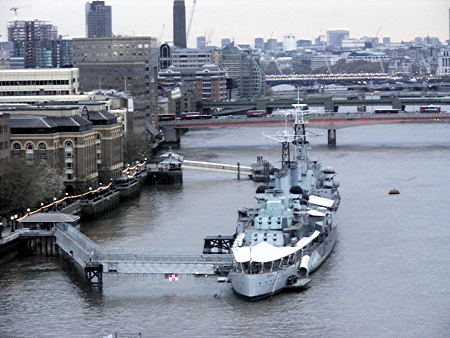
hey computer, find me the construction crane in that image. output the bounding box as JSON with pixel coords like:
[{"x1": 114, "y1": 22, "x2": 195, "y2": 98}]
[
  {"x1": 10, "y1": 6, "x2": 31, "y2": 18},
  {"x1": 158, "y1": 24, "x2": 165, "y2": 44},
  {"x1": 186, "y1": 0, "x2": 197, "y2": 45},
  {"x1": 207, "y1": 29, "x2": 214, "y2": 46}
]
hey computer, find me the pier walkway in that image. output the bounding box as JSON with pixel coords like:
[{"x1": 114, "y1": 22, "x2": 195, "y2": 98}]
[
  {"x1": 182, "y1": 160, "x2": 252, "y2": 176},
  {"x1": 6, "y1": 225, "x2": 232, "y2": 282}
]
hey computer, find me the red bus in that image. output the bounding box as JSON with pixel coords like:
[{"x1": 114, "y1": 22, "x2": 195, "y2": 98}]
[
  {"x1": 419, "y1": 105, "x2": 441, "y2": 113},
  {"x1": 158, "y1": 113, "x2": 176, "y2": 121},
  {"x1": 246, "y1": 110, "x2": 268, "y2": 118},
  {"x1": 180, "y1": 112, "x2": 213, "y2": 120}
]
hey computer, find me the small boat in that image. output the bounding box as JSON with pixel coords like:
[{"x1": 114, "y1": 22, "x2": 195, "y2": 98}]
[{"x1": 388, "y1": 189, "x2": 400, "y2": 195}]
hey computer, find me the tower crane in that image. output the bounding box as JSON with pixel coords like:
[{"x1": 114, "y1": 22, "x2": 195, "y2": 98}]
[
  {"x1": 186, "y1": 0, "x2": 198, "y2": 45},
  {"x1": 10, "y1": 6, "x2": 31, "y2": 19},
  {"x1": 158, "y1": 24, "x2": 165, "y2": 44}
]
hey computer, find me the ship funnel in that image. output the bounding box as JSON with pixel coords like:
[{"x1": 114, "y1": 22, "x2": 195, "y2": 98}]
[{"x1": 299, "y1": 255, "x2": 311, "y2": 277}]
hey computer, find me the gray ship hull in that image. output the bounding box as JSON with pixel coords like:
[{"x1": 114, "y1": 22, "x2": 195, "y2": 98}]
[{"x1": 230, "y1": 228, "x2": 337, "y2": 300}]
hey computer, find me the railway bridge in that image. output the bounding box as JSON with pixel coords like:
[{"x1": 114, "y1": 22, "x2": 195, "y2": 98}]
[{"x1": 159, "y1": 112, "x2": 450, "y2": 147}]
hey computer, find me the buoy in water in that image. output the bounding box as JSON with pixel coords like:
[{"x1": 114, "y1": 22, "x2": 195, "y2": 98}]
[{"x1": 388, "y1": 189, "x2": 400, "y2": 195}]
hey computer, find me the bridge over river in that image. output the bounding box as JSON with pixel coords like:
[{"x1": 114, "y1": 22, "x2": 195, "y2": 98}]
[{"x1": 160, "y1": 112, "x2": 450, "y2": 147}]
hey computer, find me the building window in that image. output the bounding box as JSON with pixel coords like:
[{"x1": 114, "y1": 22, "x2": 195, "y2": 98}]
[
  {"x1": 39, "y1": 154, "x2": 47, "y2": 161},
  {"x1": 25, "y1": 144, "x2": 34, "y2": 161},
  {"x1": 12, "y1": 142, "x2": 21, "y2": 151},
  {"x1": 38, "y1": 142, "x2": 47, "y2": 151}
]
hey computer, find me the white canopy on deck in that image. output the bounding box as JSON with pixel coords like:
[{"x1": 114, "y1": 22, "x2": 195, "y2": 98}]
[
  {"x1": 232, "y1": 230, "x2": 320, "y2": 263},
  {"x1": 308, "y1": 195, "x2": 335, "y2": 208}
]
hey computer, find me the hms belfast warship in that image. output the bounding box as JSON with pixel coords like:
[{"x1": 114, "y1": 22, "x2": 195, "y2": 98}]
[{"x1": 228, "y1": 107, "x2": 341, "y2": 300}]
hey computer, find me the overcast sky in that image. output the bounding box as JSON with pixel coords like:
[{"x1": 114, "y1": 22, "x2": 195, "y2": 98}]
[{"x1": 0, "y1": 0, "x2": 448, "y2": 46}]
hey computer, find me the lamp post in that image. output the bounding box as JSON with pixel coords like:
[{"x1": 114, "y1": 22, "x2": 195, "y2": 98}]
[
  {"x1": 12, "y1": 215, "x2": 18, "y2": 232},
  {"x1": 53, "y1": 197, "x2": 57, "y2": 211},
  {"x1": 0, "y1": 222, "x2": 3, "y2": 239}
]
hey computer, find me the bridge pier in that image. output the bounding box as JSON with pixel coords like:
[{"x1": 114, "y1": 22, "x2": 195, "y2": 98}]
[
  {"x1": 160, "y1": 126, "x2": 182, "y2": 144},
  {"x1": 328, "y1": 129, "x2": 337, "y2": 148},
  {"x1": 85, "y1": 263, "x2": 103, "y2": 285}
]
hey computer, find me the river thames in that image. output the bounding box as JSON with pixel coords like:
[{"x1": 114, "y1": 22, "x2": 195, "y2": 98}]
[{"x1": 0, "y1": 123, "x2": 449, "y2": 337}]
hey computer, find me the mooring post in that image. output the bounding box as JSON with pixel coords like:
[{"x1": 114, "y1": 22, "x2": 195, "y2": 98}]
[
  {"x1": 328, "y1": 129, "x2": 337, "y2": 148},
  {"x1": 237, "y1": 162, "x2": 241, "y2": 180}
]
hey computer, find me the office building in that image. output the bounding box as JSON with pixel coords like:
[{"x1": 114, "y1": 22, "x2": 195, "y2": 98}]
[
  {"x1": 221, "y1": 38, "x2": 231, "y2": 48},
  {"x1": 326, "y1": 30, "x2": 350, "y2": 47},
  {"x1": 0, "y1": 68, "x2": 79, "y2": 96},
  {"x1": 0, "y1": 113, "x2": 10, "y2": 162},
  {"x1": 437, "y1": 49, "x2": 450, "y2": 75},
  {"x1": 173, "y1": 0, "x2": 187, "y2": 48},
  {"x1": 85, "y1": 1, "x2": 112, "y2": 38},
  {"x1": 159, "y1": 87, "x2": 193, "y2": 116},
  {"x1": 159, "y1": 64, "x2": 227, "y2": 102},
  {"x1": 254, "y1": 38, "x2": 264, "y2": 49},
  {"x1": 383, "y1": 37, "x2": 391, "y2": 45},
  {"x1": 159, "y1": 45, "x2": 222, "y2": 70},
  {"x1": 171, "y1": 48, "x2": 213, "y2": 67},
  {"x1": 73, "y1": 36, "x2": 158, "y2": 134},
  {"x1": 221, "y1": 44, "x2": 264, "y2": 99},
  {"x1": 283, "y1": 35, "x2": 297, "y2": 51},
  {"x1": 197, "y1": 36, "x2": 206, "y2": 49}
]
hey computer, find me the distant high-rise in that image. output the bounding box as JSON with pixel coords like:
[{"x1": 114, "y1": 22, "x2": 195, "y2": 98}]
[
  {"x1": 326, "y1": 30, "x2": 350, "y2": 47},
  {"x1": 197, "y1": 36, "x2": 206, "y2": 49},
  {"x1": 7, "y1": 20, "x2": 71, "y2": 68},
  {"x1": 85, "y1": 1, "x2": 112, "y2": 38},
  {"x1": 266, "y1": 38, "x2": 277, "y2": 51},
  {"x1": 221, "y1": 38, "x2": 231, "y2": 48},
  {"x1": 173, "y1": 0, "x2": 187, "y2": 48},
  {"x1": 283, "y1": 35, "x2": 296, "y2": 51},
  {"x1": 382, "y1": 37, "x2": 391, "y2": 45},
  {"x1": 254, "y1": 38, "x2": 264, "y2": 49}
]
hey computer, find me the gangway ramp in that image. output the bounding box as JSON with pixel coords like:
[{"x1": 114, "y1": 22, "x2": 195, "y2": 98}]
[
  {"x1": 183, "y1": 160, "x2": 252, "y2": 176},
  {"x1": 54, "y1": 223, "x2": 100, "y2": 269}
]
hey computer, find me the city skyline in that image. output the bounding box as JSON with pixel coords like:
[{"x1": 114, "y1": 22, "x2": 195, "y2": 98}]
[{"x1": 0, "y1": 0, "x2": 448, "y2": 46}]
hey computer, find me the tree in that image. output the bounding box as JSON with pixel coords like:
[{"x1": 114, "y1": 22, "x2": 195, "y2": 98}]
[
  {"x1": 123, "y1": 132, "x2": 153, "y2": 164},
  {"x1": 0, "y1": 158, "x2": 64, "y2": 216}
]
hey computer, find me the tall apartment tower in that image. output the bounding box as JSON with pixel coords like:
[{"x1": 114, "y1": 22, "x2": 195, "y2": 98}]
[
  {"x1": 173, "y1": 0, "x2": 187, "y2": 48},
  {"x1": 85, "y1": 1, "x2": 112, "y2": 38},
  {"x1": 7, "y1": 20, "x2": 63, "y2": 68}
]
